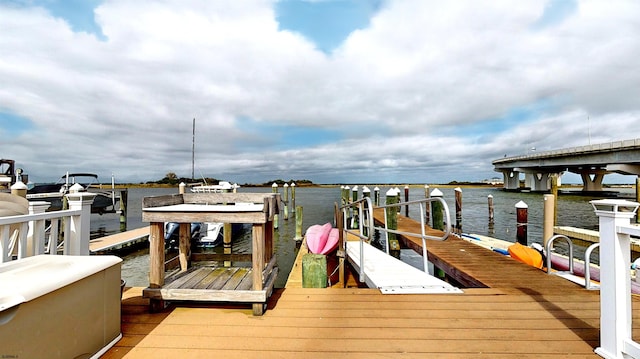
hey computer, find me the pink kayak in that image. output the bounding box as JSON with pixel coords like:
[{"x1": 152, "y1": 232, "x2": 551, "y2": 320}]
[{"x1": 306, "y1": 223, "x2": 338, "y2": 255}]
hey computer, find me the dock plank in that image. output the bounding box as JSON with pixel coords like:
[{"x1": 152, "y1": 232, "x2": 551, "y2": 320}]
[
  {"x1": 104, "y1": 211, "x2": 640, "y2": 358},
  {"x1": 90, "y1": 226, "x2": 150, "y2": 253}
]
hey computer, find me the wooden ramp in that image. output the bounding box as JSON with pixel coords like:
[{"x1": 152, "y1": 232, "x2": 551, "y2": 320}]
[
  {"x1": 346, "y1": 240, "x2": 462, "y2": 294},
  {"x1": 90, "y1": 226, "x2": 149, "y2": 253}
]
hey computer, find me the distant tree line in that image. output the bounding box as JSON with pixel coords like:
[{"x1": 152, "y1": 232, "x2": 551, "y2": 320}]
[
  {"x1": 147, "y1": 172, "x2": 220, "y2": 186},
  {"x1": 257, "y1": 179, "x2": 314, "y2": 186},
  {"x1": 145, "y1": 173, "x2": 315, "y2": 187}
]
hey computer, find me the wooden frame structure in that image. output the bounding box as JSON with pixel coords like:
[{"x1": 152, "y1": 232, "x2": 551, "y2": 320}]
[{"x1": 141, "y1": 192, "x2": 280, "y2": 315}]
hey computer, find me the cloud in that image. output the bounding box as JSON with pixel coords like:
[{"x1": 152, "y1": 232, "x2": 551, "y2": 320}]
[{"x1": 1, "y1": 0, "x2": 639, "y2": 185}]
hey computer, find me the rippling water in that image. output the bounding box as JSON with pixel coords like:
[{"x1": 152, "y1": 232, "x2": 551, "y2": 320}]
[{"x1": 90, "y1": 185, "x2": 635, "y2": 287}]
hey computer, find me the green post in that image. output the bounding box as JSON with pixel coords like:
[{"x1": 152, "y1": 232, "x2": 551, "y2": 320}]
[
  {"x1": 431, "y1": 188, "x2": 444, "y2": 230},
  {"x1": 302, "y1": 254, "x2": 327, "y2": 288},
  {"x1": 385, "y1": 188, "x2": 400, "y2": 258},
  {"x1": 341, "y1": 186, "x2": 347, "y2": 206},
  {"x1": 272, "y1": 183, "x2": 279, "y2": 229}
]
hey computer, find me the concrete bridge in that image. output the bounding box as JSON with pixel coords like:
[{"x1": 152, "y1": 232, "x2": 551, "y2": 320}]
[{"x1": 492, "y1": 138, "x2": 640, "y2": 192}]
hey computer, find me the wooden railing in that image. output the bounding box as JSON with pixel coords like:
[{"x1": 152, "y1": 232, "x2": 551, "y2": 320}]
[{"x1": 0, "y1": 192, "x2": 96, "y2": 263}]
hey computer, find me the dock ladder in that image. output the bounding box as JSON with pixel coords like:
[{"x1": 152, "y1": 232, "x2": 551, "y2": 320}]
[{"x1": 545, "y1": 234, "x2": 601, "y2": 290}]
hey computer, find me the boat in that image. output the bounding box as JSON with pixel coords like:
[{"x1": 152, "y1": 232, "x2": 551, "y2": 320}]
[
  {"x1": 164, "y1": 221, "x2": 245, "y2": 248},
  {"x1": 164, "y1": 222, "x2": 203, "y2": 248},
  {"x1": 190, "y1": 180, "x2": 240, "y2": 193},
  {"x1": 27, "y1": 173, "x2": 119, "y2": 214}
]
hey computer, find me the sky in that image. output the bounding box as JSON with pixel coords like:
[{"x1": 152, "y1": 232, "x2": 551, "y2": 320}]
[{"x1": 1, "y1": 0, "x2": 640, "y2": 185}]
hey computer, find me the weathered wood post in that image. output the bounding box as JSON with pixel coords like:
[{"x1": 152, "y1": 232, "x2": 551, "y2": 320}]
[
  {"x1": 343, "y1": 185, "x2": 350, "y2": 221},
  {"x1": 488, "y1": 194, "x2": 495, "y2": 235},
  {"x1": 291, "y1": 182, "x2": 296, "y2": 216},
  {"x1": 385, "y1": 188, "x2": 400, "y2": 258},
  {"x1": 592, "y1": 199, "x2": 639, "y2": 359},
  {"x1": 294, "y1": 206, "x2": 303, "y2": 242},
  {"x1": 119, "y1": 189, "x2": 128, "y2": 231},
  {"x1": 341, "y1": 186, "x2": 348, "y2": 206},
  {"x1": 488, "y1": 194, "x2": 494, "y2": 222},
  {"x1": 373, "y1": 187, "x2": 380, "y2": 206},
  {"x1": 404, "y1": 185, "x2": 410, "y2": 217},
  {"x1": 283, "y1": 183, "x2": 289, "y2": 220},
  {"x1": 454, "y1": 187, "x2": 462, "y2": 234},
  {"x1": 272, "y1": 183, "x2": 279, "y2": 229},
  {"x1": 424, "y1": 184, "x2": 431, "y2": 225},
  {"x1": 516, "y1": 200, "x2": 528, "y2": 245},
  {"x1": 543, "y1": 194, "x2": 555, "y2": 248},
  {"x1": 430, "y1": 188, "x2": 444, "y2": 231},
  {"x1": 351, "y1": 185, "x2": 359, "y2": 229},
  {"x1": 550, "y1": 174, "x2": 559, "y2": 225},
  {"x1": 302, "y1": 254, "x2": 327, "y2": 288}
]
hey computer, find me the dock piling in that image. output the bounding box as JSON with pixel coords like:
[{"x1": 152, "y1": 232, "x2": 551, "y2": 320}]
[
  {"x1": 294, "y1": 206, "x2": 303, "y2": 242},
  {"x1": 430, "y1": 188, "x2": 444, "y2": 230},
  {"x1": 454, "y1": 187, "x2": 462, "y2": 234},
  {"x1": 516, "y1": 200, "x2": 528, "y2": 245},
  {"x1": 404, "y1": 185, "x2": 409, "y2": 217},
  {"x1": 283, "y1": 183, "x2": 289, "y2": 220},
  {"x1": 543, "y1": 194, "x2": 555, "y2": 248},
  {"x1": 272, "y1": 183, "x2": 279, "y2": 229},
  {"x1": 424, "y1": 185, "x2": 431, "y2": 225},
  {"x1": 385, "y1": 188, "x2": 400, "y2": 258}
]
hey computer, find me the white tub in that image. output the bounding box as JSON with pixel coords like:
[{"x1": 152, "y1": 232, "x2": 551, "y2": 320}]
[{"x1": 0, "y1": 255, "x2": 122, "y2": 359}]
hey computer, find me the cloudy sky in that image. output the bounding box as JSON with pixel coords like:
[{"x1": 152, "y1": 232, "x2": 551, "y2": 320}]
[{"x1": 1, "y1": 0, "x2": 640, "y2": 185}]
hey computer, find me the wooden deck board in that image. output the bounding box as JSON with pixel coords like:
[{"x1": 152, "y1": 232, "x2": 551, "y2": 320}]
[
  {"x1": 90, "y1": 226, "x2": 150, "y2": 253},
  {"x1": 107, "y1": 286, "x2": 630, "y2": 358},
  {"x1": 105, "y1": 211, "x2": 640, "y2": 358}
]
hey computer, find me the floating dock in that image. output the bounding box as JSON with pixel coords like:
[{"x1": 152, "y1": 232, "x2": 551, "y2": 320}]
[
  {"x1": 89, "y1": 226, "x2": 150, "y2": 253},
  {"x1": 103, "y1": 211, "x2": 640, "y2": 358}
]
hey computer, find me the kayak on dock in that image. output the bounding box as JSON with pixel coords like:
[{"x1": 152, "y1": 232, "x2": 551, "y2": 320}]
[{"x1": 306, "y1": 223, "x2": 339, "y2": 255}]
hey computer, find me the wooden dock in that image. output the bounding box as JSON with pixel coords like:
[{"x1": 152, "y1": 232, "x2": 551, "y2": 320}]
[
  {"x1": 89, "y1": 226, "x2": 150, "y2": 253},
  {"x1": 103, "y1": 211, "x2": 640, "y2": 358}
]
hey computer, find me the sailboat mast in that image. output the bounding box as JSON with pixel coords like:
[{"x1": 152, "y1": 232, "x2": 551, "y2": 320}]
[{"x1": 192, "y1": 118, "x2": 195, "y2": 181}]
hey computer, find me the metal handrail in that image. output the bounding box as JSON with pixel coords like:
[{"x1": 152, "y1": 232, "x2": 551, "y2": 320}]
[
  {"x1": 338, "y1": 196, "x2": 452, "y2": 282},
  {"x1": 584, "y1": 242, "x2": 600, "y2": 290},
  {"x1": 545, "y1": 234, "x2": 575, "y2": 275}
]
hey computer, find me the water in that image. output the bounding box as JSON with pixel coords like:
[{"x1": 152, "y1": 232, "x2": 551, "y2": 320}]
[{"x1": 90, "y1": 185, "x2": 635, "y2": 288}]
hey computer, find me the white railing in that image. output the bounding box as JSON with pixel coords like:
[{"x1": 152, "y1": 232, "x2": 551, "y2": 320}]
[
  {"x1": 592, "y1": 199, "x2": 640, "y2": 359},
  {"x1": 0, "y1": 192, "x2": 96, "y2": 263},
  {"x1": 339, "y1": 195, "x2": 451, "y2": 282}
]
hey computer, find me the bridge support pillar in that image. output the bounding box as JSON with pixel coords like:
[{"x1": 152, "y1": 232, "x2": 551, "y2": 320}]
[
  {"x1": 524, "y1": 173, "x2": 553, "y2": 192},
  {"x1": 580, "y1": 171, "x2": 605, "y2": 192},
  {"x1": 501, "y1": 170, "x2": 520, "y2": 190}
]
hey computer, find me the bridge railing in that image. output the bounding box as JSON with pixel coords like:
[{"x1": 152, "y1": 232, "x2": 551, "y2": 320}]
[
  {"x1": 493, "y1": 138, "x2": 640, "y2": 164},
  {"x1": 0, "y1": 192, "x2": 95, "y2": 263},
  {"x1": 592, "y1": 199, "x2": 640, "y2": 359}
]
